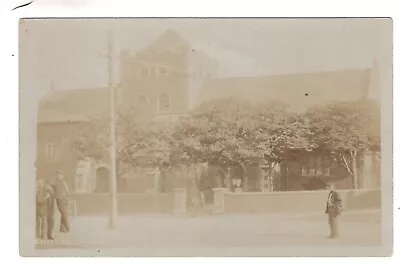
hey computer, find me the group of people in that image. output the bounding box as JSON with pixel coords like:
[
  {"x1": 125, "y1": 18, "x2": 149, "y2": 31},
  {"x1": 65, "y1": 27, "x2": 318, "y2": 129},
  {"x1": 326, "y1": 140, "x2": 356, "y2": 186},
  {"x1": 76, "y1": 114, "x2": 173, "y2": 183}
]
[{"x1": 36, "y1": 170, "x2": 71, "y2": 241}]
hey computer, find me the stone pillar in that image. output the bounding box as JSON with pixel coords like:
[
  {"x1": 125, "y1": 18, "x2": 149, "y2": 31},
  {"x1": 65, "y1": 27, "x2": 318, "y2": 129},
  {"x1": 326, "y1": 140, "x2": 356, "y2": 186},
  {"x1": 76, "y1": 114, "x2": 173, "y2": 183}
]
[
  {"x1": 213, "y1": 188, "x2": 226, "y2": 214},
  {"x1": 173, "y1": 188, "x2": 187, "y2": 217}
]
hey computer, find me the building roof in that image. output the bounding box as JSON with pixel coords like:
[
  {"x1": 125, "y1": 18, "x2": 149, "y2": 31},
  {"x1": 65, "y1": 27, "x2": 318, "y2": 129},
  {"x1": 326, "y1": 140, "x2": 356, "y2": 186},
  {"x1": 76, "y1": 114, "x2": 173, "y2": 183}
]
[
  {"x1": 38, "y1": 87, "x2": 109, "y2": 123},
  {"x1": 38, "y1": 68, "x2": 374, "y2": 123},
  {"x1": 37, "y1": 110, "x2": 89, "y2": 124},
  {"x1": 140, "y1": 29, "x2": 189, "y2": 53},
  {"x1": 197, "y1": 68, "x2": 373, "y2": 112}
]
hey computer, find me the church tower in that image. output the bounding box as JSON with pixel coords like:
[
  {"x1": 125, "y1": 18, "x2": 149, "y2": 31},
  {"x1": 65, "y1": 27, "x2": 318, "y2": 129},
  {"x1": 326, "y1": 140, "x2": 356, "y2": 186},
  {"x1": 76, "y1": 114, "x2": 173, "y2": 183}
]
[{"x1": 119, "y1": 30, "x2": 218, "y2": 119}]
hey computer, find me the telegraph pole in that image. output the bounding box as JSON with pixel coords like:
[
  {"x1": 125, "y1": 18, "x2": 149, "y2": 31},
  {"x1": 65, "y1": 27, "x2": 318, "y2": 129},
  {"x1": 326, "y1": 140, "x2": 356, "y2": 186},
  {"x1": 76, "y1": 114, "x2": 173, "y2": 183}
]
[{"x1": 106, "y1": 31, "x2": 118, "y2": 229}]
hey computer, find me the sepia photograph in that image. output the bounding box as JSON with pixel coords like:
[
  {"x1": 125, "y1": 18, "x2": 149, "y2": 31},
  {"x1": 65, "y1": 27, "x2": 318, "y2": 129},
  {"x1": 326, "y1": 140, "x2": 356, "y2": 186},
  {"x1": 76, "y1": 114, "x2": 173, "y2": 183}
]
[{"x1": 18, "y1": 18, "x2": 393, "y2": 257}]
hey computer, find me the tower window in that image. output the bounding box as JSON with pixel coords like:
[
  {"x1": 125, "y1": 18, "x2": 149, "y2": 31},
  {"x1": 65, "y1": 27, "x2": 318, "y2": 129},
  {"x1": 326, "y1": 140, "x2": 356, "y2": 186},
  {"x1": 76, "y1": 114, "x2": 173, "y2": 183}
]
[
  {"x1": 158, "y1": 94, "x2": 170, "y2": 112},
  {"x1": 137, "y1": 95, "x2": 149, "y2": 105},
  {"x1": 159, "y1": 67, "x2": 168, "y2": 75},
  {"x1": 140, "y1": 67, "x2": 150, "y2": 76}
]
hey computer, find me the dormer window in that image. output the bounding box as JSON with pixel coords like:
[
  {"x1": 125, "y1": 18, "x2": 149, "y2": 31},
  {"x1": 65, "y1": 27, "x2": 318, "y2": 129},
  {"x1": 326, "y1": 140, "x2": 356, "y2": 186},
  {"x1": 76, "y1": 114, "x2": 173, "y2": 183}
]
[{"x1": 158, "y1": 94, "x2": 170, "y2": 112}]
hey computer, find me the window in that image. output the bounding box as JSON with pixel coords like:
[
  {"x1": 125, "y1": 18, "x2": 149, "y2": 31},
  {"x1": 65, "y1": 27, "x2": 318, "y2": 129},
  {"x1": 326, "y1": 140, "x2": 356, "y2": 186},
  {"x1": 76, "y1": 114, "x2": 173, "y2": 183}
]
[
  {"x1": 316, "y1": 156, "x2": 324, "y2": 175},
  {"x1": 158, "y1": 94, "x2": 170, "y2": 112},
  {"x1": 301, "y1": 162, "x2": 308, "y2": 176},
  {"x1": 308, "y1": 156, "x2": 316, "y2": 176},
  {"x1": 323, "y1": 156, "x2": 331, "y2": 176},
  {"x1": 45, "y1": 139, "x2": 60, "y2": 161},
  {"x1": 77, "y1": 131, "x2": 85, "y2": 141},
  {"x1": 140, "y1": 67, "x2": 149, "y2": 76},
  {"x1": 159, "y1": 67, "x2": 168, "y2": 75},
  {"x1": 137, "y1": 95, "x2": 148, "y2": 105}
]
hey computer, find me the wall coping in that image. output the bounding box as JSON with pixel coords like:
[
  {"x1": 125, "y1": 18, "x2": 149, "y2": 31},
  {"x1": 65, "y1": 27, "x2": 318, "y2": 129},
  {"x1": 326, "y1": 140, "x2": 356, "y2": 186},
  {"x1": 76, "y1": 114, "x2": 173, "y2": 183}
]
[
  {"x1": 224, "y1": 189, "x2": 381, "y2": 196},
  {"x1": 73, "y1": 192, "x2": 173, "y2": 196},
  {"x1": 213, "y1": 188, "x2": 228, "y2": 192},
  {"x1": 172, "y1": 188, "x2": 186, "y2": 192}
]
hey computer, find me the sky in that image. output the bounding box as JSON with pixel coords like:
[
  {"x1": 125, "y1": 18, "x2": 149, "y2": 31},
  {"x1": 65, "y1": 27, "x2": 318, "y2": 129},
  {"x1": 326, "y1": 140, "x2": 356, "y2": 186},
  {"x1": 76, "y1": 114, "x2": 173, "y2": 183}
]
[{"x1": 19, "y1": 18, "x2": 382, "y2": 101}]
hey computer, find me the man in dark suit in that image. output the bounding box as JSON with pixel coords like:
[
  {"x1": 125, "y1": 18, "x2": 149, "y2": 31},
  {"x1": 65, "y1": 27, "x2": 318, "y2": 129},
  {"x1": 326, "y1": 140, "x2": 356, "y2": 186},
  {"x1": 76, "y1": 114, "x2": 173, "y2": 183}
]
[
  {"x1": 325, "y1": 183, "x2": 342, "y2": 239},
  {"x1": 46, "y1": 181, "x2": 56, "y2": 240},
  {"x1": 36, "y1": 179, "x2": 55, "y2": 240}
]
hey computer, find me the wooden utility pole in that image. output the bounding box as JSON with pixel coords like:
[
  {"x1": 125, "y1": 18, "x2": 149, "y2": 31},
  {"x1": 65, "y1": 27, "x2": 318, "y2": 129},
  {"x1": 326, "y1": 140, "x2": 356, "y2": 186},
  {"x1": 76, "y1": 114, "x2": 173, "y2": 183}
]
[{"x1": 106, "y1": 31, "x2": 118, "y2": 229}]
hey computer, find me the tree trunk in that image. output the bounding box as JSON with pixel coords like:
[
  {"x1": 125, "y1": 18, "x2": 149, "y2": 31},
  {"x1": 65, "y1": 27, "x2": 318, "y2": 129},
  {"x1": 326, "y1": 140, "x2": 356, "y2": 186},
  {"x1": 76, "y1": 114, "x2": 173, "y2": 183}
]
[
  {"x1": 259, "y1": 167, "x2": 265, "y2": 192},
  {"x1": 216, "y1": 169, "x2": 223, "y2": 188},
  {"x1": 226, "y1": 167, "x2": 232, "y2": 192},
  {"x1": 154, "y1": 170, "x2": 160, "y2": 192},
  {"x1": 238, "y1": 161, "x2": 248, "y2": 192},
  {"x1": 351, "y1": 152, "x2": 358, "y2": 189},
  {"x1": 268, "y1": 162, "x2": 276, "y2": 192}
]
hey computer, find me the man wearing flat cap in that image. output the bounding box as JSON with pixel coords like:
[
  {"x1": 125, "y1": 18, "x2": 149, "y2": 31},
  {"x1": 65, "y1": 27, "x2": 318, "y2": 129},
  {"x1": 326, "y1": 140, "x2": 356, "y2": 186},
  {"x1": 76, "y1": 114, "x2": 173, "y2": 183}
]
[{"x1": 325, "y1": 182, "x2": 343, "y2": 239}]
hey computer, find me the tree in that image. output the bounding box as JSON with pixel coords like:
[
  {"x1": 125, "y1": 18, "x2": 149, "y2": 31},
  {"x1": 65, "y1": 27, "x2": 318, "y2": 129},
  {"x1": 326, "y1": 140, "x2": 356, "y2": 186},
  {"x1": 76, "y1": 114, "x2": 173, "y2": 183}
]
[
  {"x1": 306, "y1": 100, "x2": 380, "y2": 189},
  {"x1": 174, "y1": 97, "x2": 314, "y2": 191},
  {"x1": 71, "y1": 105, "x2": 176, "y2": 181}
]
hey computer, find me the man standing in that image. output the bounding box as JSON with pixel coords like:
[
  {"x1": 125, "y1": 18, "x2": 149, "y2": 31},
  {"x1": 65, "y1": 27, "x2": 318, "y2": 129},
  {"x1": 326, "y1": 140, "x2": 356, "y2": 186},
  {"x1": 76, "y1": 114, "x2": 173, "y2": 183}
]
[
  {"x1": 54, "y1": 170, "x2": 71, "y2": 233},
  {"x1": 325, "y1": 182, "x2": 343, "y2": 239},
  {"x1": 46, "y1": 181, "x2": 56, "y2": 240},
  {"x1": 36, "y1": 179, "x2": 52, "y2": 240}
]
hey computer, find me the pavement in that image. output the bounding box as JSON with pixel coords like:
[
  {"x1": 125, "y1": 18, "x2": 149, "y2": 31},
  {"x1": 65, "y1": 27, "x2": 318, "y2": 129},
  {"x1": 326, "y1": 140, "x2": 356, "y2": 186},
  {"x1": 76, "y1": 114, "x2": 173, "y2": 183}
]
[{"x1": 36, "y1": 209, "x2": 381, "y2": 250}]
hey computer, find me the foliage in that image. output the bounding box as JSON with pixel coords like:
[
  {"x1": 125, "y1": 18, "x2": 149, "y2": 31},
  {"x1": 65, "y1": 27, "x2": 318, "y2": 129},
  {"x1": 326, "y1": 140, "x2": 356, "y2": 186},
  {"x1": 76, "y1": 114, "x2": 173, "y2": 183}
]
[
  {"x1": 173, "y1": 98, "x2": 314, "y2": 171},
  {"x1": 306, "y1": 100, "x2": 380, "y2": 154},
  {"x1": 306, "y1": 100, "x2": 381, "y2": 183},
  {"x1": 71, "y1": 105, "x2": 175, "y2": 178},
  {"x1": 71, "y1": 97, "x2": 380, "y2": 190}
]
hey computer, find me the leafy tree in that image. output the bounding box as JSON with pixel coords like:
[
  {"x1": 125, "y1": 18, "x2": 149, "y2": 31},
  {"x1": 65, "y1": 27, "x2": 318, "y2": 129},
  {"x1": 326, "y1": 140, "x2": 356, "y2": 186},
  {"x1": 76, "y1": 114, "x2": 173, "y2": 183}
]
[
  {"x1": 174, "y1": 97, "x2": 314, "y2": 191},
  {"x1": 306, "y1": 100, "x2": 380, "y2": 189},
  {"x1": 71, "y1": 105, "x2": 175, "y2": 180}
]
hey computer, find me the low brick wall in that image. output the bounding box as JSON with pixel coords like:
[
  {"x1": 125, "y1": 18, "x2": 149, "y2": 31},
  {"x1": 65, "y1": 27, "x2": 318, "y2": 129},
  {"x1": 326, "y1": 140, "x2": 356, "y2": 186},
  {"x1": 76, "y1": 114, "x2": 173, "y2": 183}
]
[
  {"x1": 73, "y1": 193, "x2": 174, "y2": 216},
  {"x1": 223, "y1": 189, "x2": 381, "y2": 214}
]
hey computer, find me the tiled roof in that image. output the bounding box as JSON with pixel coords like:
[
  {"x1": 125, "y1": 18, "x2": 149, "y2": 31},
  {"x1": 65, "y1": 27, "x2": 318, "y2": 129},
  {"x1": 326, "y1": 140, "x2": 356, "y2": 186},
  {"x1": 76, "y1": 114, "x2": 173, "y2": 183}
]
[
  {"x1": 38, "y1": 87, "x2": 109, "y2": 123},
  {"x1": 38, "y1": 68, "x2": 373, "y2": 123},
  {"x1": 198, "y1": 68, "x2": 373, "y2": 112},
  {"x1": 37, "y1": 110, "x2": 89, "y2": 123}
]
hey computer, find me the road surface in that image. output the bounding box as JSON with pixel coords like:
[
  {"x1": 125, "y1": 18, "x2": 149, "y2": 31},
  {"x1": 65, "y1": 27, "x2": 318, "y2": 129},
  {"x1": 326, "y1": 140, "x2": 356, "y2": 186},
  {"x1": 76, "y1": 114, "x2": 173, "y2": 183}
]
[{"x1": 36, "y1": 209, "x2": 381, "y2": 250}]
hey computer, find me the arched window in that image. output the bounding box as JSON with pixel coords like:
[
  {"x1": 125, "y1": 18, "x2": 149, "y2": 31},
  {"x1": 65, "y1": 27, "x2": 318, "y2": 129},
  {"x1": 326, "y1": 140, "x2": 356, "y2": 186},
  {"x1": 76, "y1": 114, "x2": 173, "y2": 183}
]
[
  {"x1": 158, "y1": 93, "x2": 170, "y2": 112},
  {"x1": 137, "y1": 95, "x2": 148, "y2": 106}
]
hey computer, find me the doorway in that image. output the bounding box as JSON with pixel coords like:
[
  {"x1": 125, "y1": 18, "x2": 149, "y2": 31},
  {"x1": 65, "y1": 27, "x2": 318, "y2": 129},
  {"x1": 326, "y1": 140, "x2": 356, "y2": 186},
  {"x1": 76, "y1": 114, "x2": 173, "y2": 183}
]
[{"x1": 95, "y1": 167, "x2": 109, "y2": 193}]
